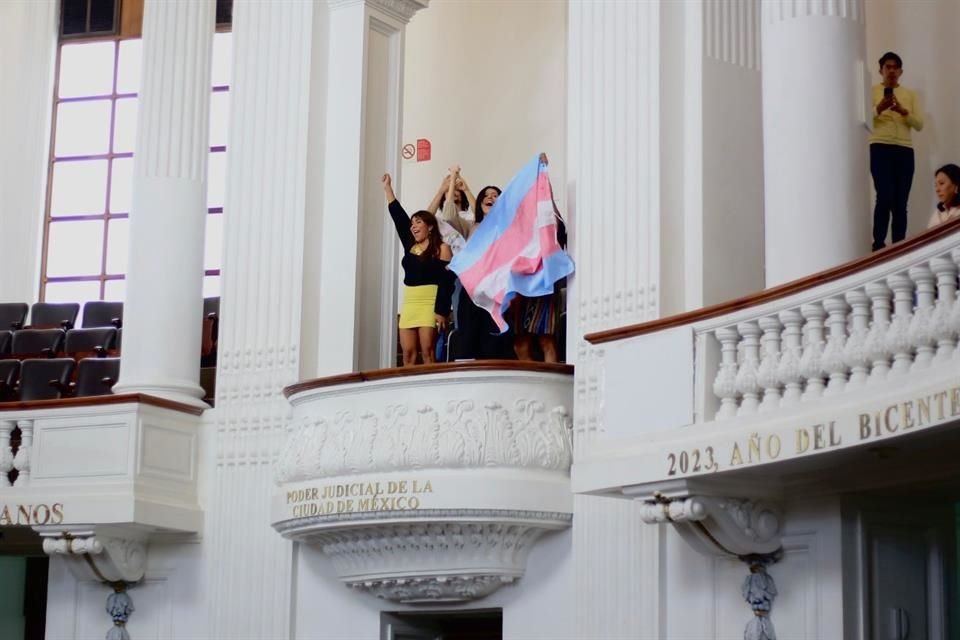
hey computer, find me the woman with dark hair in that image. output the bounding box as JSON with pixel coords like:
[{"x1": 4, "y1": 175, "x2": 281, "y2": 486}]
[
  {"x1": 382, "y1": 174, "x2": 454, "y2": 366},
  {"x1": 509, "y1": 209, "x2": 567, "y2": 364},
  {"x1": 928, "y1": 164, "x2": 960, "y2": 228},
  {"x1": 437, "y1": 166, "x2": 508, "y2": 360}
]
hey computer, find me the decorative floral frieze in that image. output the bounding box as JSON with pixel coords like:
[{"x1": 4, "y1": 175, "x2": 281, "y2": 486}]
[{"x1": 276, "y1": 399, "x2": 573, "y2": 484}]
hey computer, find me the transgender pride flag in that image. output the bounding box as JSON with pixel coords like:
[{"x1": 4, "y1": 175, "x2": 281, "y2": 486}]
[{"x1": 450, "y1": 154, "x2": 575, "y2": 332}]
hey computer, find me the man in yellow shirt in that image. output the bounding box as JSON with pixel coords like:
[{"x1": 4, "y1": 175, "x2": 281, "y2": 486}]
[{"x1": 869, "y1": 51, "x2": 923, "y2": 251}]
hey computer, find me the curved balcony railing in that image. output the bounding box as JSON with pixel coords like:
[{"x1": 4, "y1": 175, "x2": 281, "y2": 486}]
[
  {"x1": 589, "y1": 220, "x2": 960, "y2": 421},
  {"x1": 271, "y1": 361, "x2": 574, "y2": 603},
  {"x1": 577, "y1": 221, "x2": 960, "y2": 494}
]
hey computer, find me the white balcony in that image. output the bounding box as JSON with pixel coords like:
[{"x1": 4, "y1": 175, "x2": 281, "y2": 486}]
[
  {"x1": 574, "y1": 222, "x2": 960, "y2": 556},
  {"x1": 0, "y1": 393, "x2": 202, "y2": 581},
  {"x1": 270, "y1": 361, "x2": 574, "y2": 603}
]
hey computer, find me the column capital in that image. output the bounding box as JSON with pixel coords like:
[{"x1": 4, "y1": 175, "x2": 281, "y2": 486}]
[{"x1": 328, "y1": 0, "x2": 428, "y2": 24}]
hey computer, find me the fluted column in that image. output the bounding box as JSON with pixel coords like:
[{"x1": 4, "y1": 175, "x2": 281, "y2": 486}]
[
  {"x1": 113, "y1": 0, "x2": 215, "y2": 405},
  {"x1": 761, "y1": 0, "x2": 868, "y2": 285},
  {"x1": 0, "y1": 0, "x2": 57, "y2": 303},
  {"x1": 310, "y1": 0, "x2": 427, "y2": 375},
  {"x1": 568, "y1": 1, "x2": 663, "y2": 637}
]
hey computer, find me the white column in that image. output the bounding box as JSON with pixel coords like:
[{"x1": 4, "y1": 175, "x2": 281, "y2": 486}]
[
  {"x1": 112, "y1": 0, "x2": 215, "y2": 405},
  {"x1": 310, "y1": 0, "x2": 425, "y2": 376},
  {"x1": 0, "y1": 0, "x2": 57, "y2": 303},
  {"x1": 206, "y1": 1, "x2": 314, "y2": 638},
  {"x1": 761, "y1": 0, "x2": 869, "y2": 285},
  {"x1": 568, "y1": 1, "x2": 662, "y2": 637}
]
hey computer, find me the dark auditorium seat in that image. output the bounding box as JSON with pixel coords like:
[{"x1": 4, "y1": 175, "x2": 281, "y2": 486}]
[
  {"x1": 11, "y1": 329, "x2": 65, "y2": 359},
  {"x1": 64, "y1": 327, "x2": 117, "y2": 359},
  {"x1": 201, "y1": 296, "x2": 219, "y2": 367},
  {"x1": 28, "y1": 302, "x2": 80, "y2": 330},
  {"x1": 0, "y1": 303, "x2": 28, "y2": 330},
  {"x1": 0, "y1": 331, "x2": 10, "y2": 356},
  {"x1": 74, "y1": 357, "x2": 120, "y2": 397},
  {"x1": 0, "y1": 360, "x2": 19, "y2": 401},
  {"x1": 18, "y1": 358, "x2": 75, "y2": 401},
  {"x1": 80, "y1": 301, "x2": 123, "y2": 328}
]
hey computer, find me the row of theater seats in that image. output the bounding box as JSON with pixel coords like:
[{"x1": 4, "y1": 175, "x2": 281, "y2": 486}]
[{"x1": 0, "y1": 298, "x2": 219, "y2": 402}]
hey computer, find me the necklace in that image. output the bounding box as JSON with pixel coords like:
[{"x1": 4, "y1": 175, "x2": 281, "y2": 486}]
[{"x1": 411, "y1": 241, "x2": 427, "y2": 256}]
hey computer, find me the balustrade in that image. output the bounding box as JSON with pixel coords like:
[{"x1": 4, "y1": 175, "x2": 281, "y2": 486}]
[{"x1": 701, "y1": 243, "x2": 960, "y2": 421}]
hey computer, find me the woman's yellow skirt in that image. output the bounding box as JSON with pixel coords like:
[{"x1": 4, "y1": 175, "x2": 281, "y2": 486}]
[{"x1": 399, "y1": 284, "x2": 438, "y2": 329}]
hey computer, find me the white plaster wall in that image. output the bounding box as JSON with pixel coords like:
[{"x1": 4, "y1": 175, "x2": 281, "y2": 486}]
[
  {"x1": 292, "y1": 528, "x2": 573, "y2": 640},
  {"x1": 866, "y1": 0, "x2": 960, "y2": 241},
  {"x1": 701, "y1": 56, "x2": 764, "y2": 306},
  {"x1": 0, "y1": 0, "x2": 57, "y2": 304},
  {"x1": 400, "y1": 0, "x2": 566, "y2": 214},
  {"x1": 662, "y1": 0, "x2": 765, "y2": 315},
  {"x1": 664, "y1": 498, "x2": 846, "y2": 640},
  {"x1": 45, "y1": 541, "x2": 208, "y2": 640}
]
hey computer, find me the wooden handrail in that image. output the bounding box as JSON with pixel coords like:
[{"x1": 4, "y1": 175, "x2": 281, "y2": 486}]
[
  {"x1": 284, "y1": 360, "x2": 574, "y2": 397},
  {"x1": 0, "y1": 393, "x2": 205, "y2": 416},
  {"x1": 585, "y1": 218, "x2": 960, "y2": 345}
]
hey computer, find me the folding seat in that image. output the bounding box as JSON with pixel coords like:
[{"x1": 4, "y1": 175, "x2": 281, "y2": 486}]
[
  {"x1": 18, "y1": 358, "x2": 75, "y2": 401},
  {"x1": 28, "y1": 302, "x2": 80, "y2": 330},
  {"x1": 0, "y1": 360, "x2": 19, "y2": 401},
  {"x1": 201, "y1": 297, "x2": 220, "y2": 367},
  {"x1": 73, "y1": 357, "x2": 120, "y2": 398},
  {"x1": 0, "y1": 304, "x2": 28, "y2": 356},
  {"x1": 79, "y1": 300, "x2": 123, "y2": 328},
  {"x1": 0, "y1": 303, "x2": 28, "y2": 330},
  {"x1": 64, "y1": 327, "x2": 117, "y2": 359},
  {"x1": 10, "y1": 329, "x2": 65, "y2": 359}
]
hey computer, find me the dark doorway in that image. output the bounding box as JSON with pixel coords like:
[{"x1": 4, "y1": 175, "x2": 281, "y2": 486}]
[{"x1": 381, "y1": 608, "x2": 502, "y2": 640}]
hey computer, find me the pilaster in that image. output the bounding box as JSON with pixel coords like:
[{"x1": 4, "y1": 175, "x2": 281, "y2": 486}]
[
  {"x1": 567, "y1": 1, "x2": 662, "y2": 637},
  {"x1": 207, "y1": 1, "x2": 314, "y2": 637},
  {"x1": 311, "y1": 0, "x2": 426, "y2": 375}
]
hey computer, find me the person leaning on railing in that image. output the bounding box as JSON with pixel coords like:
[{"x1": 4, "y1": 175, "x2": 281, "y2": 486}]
[{"x1": 928, "y1": 164, "x2": 960, "y2": 229}]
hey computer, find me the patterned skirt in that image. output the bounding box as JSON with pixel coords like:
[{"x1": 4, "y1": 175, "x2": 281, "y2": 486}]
[{"x1": 509, "y1": 292, "x2": 562, "y2": 336}]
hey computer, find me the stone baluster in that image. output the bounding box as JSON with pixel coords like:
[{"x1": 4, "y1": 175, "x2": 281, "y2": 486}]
[
  {"x1": 756, "y1": 317, "x2": 783, "y2": 412},
  {"x1": 735, "y1": 322, "x2": 762, "y2": 416},
  {"x1": 843, "y1": 289, "x2": 871, "y2": 389},
  {"x1": 12, "y1": 419, "x2": 33, "y2": 487},
  {"x1": 0, "y1": 420, "x2": 14, "y2": 487},
  {"x1": 948, "y1": 248, "x2": 960, "y2": 362},
  {"x1": 776, "y1": 309, "x2": 804, "y2": 406},
  {"x1": 930, "y1": 256, "x2": 958, "y2": 365},
  {"x1": 712, "y1": 327, "x2": 741, "y2": 419},
  {"x1": 908, "y1": 264, "x2": 936, "y2": 371},
  {"x1": 821, "y1": 296, "x2": 849, "y2": 396},
  {"x1": 865, "y1": 281, "x2": 892, "y2": 383},
  {"x1": 799, "y1": 303, "x2": 826, "y2": 400},
  {"x1": 886, "y1": 273, "x2": 915, "y2": 377}
]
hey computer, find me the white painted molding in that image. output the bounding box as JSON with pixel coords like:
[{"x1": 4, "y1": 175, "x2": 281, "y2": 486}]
[
  {"x1": 282, "y1": 511, "x2": 569, "y2": 603},
  {"x1": 328, "y1": 0, "x2": 428, "y2": 24}
]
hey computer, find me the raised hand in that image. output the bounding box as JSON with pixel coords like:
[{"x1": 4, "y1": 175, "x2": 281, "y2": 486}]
[{"x1": 382, "y1": 174, "x2": 392, "y2": 188}]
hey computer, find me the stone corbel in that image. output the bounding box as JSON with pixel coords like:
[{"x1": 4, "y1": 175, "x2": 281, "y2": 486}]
[
  {"x1": 636, "y1": 493, "x2": 783, "y2": 640},
  {"x1": 37, "y1": 527, "x2": 146, "y2": 640},
  {"x1": 637, "y1": 494, "x2": 782, "y2": 558},
  {"x1": 37, "y1": 527, "x2": 148, "y2": 582}
]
